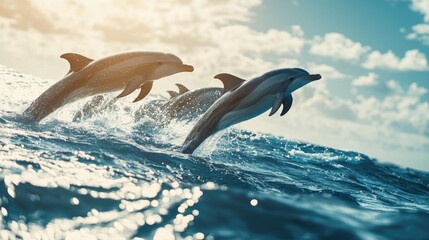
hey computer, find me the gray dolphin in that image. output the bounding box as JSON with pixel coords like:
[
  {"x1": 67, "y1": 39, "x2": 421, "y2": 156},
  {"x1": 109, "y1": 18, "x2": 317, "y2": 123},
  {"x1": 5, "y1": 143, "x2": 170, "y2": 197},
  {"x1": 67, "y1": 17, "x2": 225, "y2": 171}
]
[
  {"x1": 182, "y1": 68, "x2": 321, "y2": 153},
  {"x1": 161, "y1": 77, "x2": 267, "y2": 121},
  {"x1": 23, "y1": 51, "x2": 194, "y2": 122},
  {"x1": 133, "y1": 83, "x2": 223, "y2": 122},
  {"x1": 162, "y1": 84, "x2": 223, "y2": 121}
]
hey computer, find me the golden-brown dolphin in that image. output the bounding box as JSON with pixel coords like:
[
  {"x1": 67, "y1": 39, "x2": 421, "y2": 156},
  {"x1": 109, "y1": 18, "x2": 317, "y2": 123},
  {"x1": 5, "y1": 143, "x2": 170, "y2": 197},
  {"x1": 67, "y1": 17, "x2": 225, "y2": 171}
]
[{"x1": 23, "y1": 51, "x2": 194, "y2": 122}]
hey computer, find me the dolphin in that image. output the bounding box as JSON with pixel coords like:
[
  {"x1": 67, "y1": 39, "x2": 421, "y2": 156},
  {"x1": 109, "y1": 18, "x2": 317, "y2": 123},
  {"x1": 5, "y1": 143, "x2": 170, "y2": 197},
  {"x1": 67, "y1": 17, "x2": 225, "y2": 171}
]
[
  {"x1": 23, "y1": 51, "x2": 194, "y2": 122},
  {"x1": 162, "y1": 85, "x2": 223, "y2": 121},
  {"x1": 181, "y1": 68, "x2": 321, "y2": 154},
  {"x1": 162, "y1": 67, "x2": 322, "y2": 123},
  {"x1": 134, "y1": 83, "x2": 223, "y2": 123},
  {"x1": 140, "y1": 83, "x2": 224, "y2": 122}
]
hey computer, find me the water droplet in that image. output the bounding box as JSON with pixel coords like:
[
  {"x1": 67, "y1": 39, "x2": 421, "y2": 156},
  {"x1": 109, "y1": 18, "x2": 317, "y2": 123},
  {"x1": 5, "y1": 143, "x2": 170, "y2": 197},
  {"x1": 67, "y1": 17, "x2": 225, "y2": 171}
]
[
  {"x1": 0, "y1": 207, "x2": 7, "y2": 216},
  {"x1": 71, "y1": 197, "x2": 79, "y2": 205},
  {"x1": 195, "y1": 232, "x2": 205, "y2": 240}
]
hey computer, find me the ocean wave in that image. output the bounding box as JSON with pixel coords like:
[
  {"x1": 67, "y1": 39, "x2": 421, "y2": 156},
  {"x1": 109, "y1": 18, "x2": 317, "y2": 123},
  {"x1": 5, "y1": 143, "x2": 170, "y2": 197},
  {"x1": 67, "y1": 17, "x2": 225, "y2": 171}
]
[{"x1": 1, "y1": 66, "x2": 429, "y2": 239}]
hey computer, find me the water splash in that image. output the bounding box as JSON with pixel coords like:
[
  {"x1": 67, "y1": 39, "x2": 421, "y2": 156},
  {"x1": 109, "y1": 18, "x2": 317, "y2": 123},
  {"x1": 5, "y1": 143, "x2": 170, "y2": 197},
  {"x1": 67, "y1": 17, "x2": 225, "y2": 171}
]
[{"x1": 1, "y1": 66, "x2": 429, "y2": 239}]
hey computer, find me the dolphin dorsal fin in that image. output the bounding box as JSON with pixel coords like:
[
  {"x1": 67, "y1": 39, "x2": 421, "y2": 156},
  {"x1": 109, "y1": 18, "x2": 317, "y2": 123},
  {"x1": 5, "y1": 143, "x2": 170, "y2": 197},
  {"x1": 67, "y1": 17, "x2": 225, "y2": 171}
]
[
  {"x1": 214, "y1": 73, "x2": 245, "y2": 93},
  {"x1": 61, "y1": 53, "x2": 94, "y2": 75},
  {"x1": 176, "y1": 83, "x2": 190, "y2": 94},
  {"x1": 167, "y1": 91, "x2": 179, "y2": 99}
]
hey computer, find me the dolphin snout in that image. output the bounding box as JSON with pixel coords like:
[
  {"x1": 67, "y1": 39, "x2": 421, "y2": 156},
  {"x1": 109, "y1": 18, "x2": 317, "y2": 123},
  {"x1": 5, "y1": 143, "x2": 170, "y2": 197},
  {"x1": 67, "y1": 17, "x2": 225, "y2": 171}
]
[
  {"x1": 309, "y1": 74, "x2": 322, "y2": 81},
  {"x1": 181, "y1": 64, "x2": 194, "y2": 72}
]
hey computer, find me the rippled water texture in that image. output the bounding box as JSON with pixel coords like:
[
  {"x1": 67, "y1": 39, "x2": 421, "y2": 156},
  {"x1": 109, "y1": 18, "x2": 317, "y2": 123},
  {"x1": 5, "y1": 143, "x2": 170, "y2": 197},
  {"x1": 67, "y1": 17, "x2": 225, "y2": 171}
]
[{"x1": 1, "y1": 66, "x2": 429, "y2": 240}]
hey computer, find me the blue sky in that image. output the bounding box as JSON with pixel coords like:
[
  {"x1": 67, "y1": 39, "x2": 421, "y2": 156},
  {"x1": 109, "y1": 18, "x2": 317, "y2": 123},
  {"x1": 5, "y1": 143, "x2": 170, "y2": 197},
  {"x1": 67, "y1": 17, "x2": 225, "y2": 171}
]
[
  {"x1": 247, "y1": 0, "x2": 429, "y2": 170},
  {"x1": 255, "y1": 0, "x2": 423, "y2": 51},
  {"x1": 253, "y1": 0, "x2": 429, "y2": 97},
  {"x1": 0, "y1": 0, "x2": 428, "y2": 170}
]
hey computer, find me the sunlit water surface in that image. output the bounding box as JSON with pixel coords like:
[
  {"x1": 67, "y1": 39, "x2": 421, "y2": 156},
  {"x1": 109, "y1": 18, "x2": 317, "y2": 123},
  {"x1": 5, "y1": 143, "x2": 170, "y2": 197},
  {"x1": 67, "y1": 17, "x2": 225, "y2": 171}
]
[{"x1": 1, "y1": 65, "x2": 429, "y2": 240}]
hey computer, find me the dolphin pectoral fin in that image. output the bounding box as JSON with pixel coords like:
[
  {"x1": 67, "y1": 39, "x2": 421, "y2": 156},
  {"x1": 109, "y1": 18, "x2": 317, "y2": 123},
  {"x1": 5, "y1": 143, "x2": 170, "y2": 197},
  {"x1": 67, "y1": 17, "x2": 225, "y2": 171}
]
[
  {"x1": 280, "y1": 95, "x2": 293, "y2": 116},
  {"x1": 214, "y1": 73, "x2": 246, "y2": 93},
  {"x1": 133, "y1": 81, "x2": 153, "y2": 102},
  {"x1": 269, "y1": 94, "x2": 283, "y2": 116},
  {"x1": 176, "y1": 84, "x2": 190, "y2": 94},
  {"x1": 167, "y1": 90, "x2": 179, "y2": 99},
  {"x1": 117, "y1": 62, "x2": 158, "y2": 99},
  {"x1": 117, "y1": 76, "x2": 145, "y2": 99},
  {"x1": 60, "y1": 53, "x2": 94, "y2": 75}
]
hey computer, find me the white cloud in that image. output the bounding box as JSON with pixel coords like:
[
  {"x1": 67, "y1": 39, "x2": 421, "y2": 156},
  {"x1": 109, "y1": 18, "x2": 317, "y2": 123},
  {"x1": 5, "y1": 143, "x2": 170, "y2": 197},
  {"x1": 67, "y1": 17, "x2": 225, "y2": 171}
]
[
  {"x1": 408, "y1": 0, "x2": 429, "y2": 45},
  {"x1": 215, "y1": 25, "x2": 305, "y2": 56},
  {"x1": 321, "y1": 79, "x2": 429, "y2": 137},
  {"x1": 352, "y1": 72, "x2": 378, "y2": 87},
  {"x1": 0, "y1": 0, "x2": 305, "y2": 88},
  {"x1": 241, "y1": 79, "x2": 429, "y2": 170},
  {"x1": 386, "y1": 80, "x2": 403, "y2": 94},
  {"x1": 270, "y1": 76, "x2": 429, "y2": 169},
  {"x1": 407, "y1": 23, "x2": 429, "y2": 45},
  {"x1": 291, "y1": 25, "x2": 304, "y2": 37},
  {"x1": 309, "y1": 32, "x2": 370, "y2": 61},
  {"x1": 353, "y1": 82, "x2": 429, "y2": 135},
  {"x1": 410, "y1": 23, "x2": 429, "y2": 35},
  {"x1": 408, "y1": 82, "x2": 429, "y2": 96},
  {"x1": 277, "y1": 58, "x2": 300, "y2": 68},
  {"x1": 307, "y1": 63, "x2": 346, "y2": 80},
  {"x1": 362, "y1": 49, "x2": 429, "y2": 71},
  {"x1": 411, "y1": 0, "x2": 429, "y2": 22}
]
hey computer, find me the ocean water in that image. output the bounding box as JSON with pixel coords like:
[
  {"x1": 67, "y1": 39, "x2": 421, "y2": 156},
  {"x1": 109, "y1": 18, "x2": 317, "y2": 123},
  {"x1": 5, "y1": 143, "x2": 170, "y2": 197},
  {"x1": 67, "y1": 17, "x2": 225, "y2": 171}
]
[{"x1": 1, "y1": 65, "x2": 429, "y2": 240}]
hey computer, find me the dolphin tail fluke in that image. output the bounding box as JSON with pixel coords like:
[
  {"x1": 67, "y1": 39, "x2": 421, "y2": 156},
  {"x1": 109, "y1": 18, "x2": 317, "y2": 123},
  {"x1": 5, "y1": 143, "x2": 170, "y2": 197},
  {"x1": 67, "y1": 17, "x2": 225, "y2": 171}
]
[
  {"x1": 117, "y1": 76, "x2": 145, "y2": 99},
  {"x1": 280, "y1": 95, "x2": 293, "y2": 116},
  {"x1": 133, "y1": 81, "x2": 153, "y2": 102}
]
